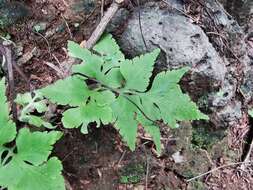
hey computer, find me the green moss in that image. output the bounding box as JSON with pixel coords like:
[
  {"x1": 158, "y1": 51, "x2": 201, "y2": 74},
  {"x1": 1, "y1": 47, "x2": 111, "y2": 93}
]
[
  {"x1": 189, "y1": 180, "x2": 205, "y2": 190},
  {"x1": 191, "y1": 125, "x2": 225, "y2": 150},
  {"x1": 119, "y1": 162, "x2": 145, "y2": 184},
  {"x1": 181, "y1": 170, "x2": 195, "y2": 178}
]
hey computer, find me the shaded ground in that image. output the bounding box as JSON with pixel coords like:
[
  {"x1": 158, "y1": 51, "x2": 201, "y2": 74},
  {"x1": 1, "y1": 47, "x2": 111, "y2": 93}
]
[{"x1": 1, "y1": 0, "x2": 253, "y2": 189}]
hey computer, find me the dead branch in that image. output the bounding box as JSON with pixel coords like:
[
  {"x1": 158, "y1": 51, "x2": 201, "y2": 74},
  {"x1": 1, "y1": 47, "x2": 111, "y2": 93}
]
[
  {"x1": 85, "y1": 0, "x2": 124, "y2": 49},
  {"x1": 0, "y1": 45, "x2": 17, "y2": 122}
]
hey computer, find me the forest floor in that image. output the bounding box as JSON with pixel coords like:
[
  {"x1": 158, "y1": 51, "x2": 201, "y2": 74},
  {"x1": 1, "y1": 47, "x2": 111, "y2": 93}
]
[{"x1": 1, "y1": 0, "x2": 253, "y2": 189}]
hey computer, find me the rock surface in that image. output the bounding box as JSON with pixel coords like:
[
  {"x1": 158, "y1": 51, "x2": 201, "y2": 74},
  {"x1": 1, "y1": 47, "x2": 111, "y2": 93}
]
[
  {"x1": 109, "y1": 0, "x2": 251, "y2": 181},
  {"x1": 113, "y1": 1, "x2": 250, "y2": 129},
  {"x1": 0, "y1": 1, "x2": 29, "y2": 28}
]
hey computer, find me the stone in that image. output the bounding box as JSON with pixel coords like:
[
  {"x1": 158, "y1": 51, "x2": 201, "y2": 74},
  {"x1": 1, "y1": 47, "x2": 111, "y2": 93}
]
[
  {"x1": 0, "y1": 1, "x2": 29, "y2": 28},
  {"x1": 63, "y1": 0, "x2": 97, "y2": 21},
  {"x1": 115, "y1": 2, "x2": 244, "y2": 128},
  {"x1": 107, "y1": 0, "x2": 250, "y2": 183}
]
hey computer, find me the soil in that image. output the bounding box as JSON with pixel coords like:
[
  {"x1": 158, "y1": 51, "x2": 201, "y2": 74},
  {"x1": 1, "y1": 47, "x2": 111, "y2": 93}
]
[{"x1": 1, "y1": 0, "x2": 253, "y2": 190}]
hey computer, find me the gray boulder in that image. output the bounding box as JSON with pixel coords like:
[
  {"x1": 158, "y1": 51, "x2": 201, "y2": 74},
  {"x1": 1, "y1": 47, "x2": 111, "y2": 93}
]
[{"x1": 113, "y1": 1, "x2": 246, "y2": 128}]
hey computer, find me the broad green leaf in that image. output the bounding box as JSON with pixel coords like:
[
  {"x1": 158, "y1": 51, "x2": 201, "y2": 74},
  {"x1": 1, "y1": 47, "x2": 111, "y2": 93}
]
[
  {"x1": 0, "y1": 157, "x2": 65, "y2": 190},
  {"x1": 112, "y1": 96, "x2": 139, "y2": 150},
  {"x1": 149, "y1": 67, "x2": 189, "y2": 95},
  {"x1": 90, "y1": 90, "x2": 116, "y2": 106},
  {"x1": 72, "y1": 59, "x2": 123, "y2": 88},
  {"x1": 26, "y1": 115, "x2": 55, "y2": 129},
  {"x1": 15, "y1": 92, "x2": 47, "y2": 113},
  {"x1": 16, "y1": 128, "x2": 62, "y2": 165},
  {"x1": 161, "y1": 86, "x2": 208, "y2": 127},
  {"x1": 62, "y1": 101, "x2": 113, "y2": 133},
  {"x1": 33, "y1": 101, "x2": 48, "y2": 113},
  {"x1": 0, "y1": 78, "x2": 16, "y2": 146},
  {"x1": 15, "y1": 92, "x2": 33, "y2": 106},
  {"x1": 61, "y1": 106, "x2": 84, "y2": 129},
  {"x1": 93, "y1": 34, "x2": 124, "y2": 70},
  {"x1": 0, "y1": 79, "x2": 65, "y2": 190},
  {"x1": 138, "y1": 68, "x2": 208, "y2": 128},
  {"x1": 137, "y1": 114, "x2": 162, "y2": 155},
  {"x1": 0, "y1": 128, "x2": 64, "y2": 190},
  {"x1": 71, "y1": 36, "x2": 124, "y2": 88},
  {"x1": 93, "y1": 34, "x2": 124, "y2": 60},
  {"x1": 39, "y1": 76, "x2": 91, "y2": 106},
  {"x1": 68, "y1": 41, "x2": 102, "y2": 65},
  {"x1": 120, "y1": 49, "x2": 160, "y2": 92},
  {"x1": 143, "y1": 125, "x2": 161, "y2": 155}
]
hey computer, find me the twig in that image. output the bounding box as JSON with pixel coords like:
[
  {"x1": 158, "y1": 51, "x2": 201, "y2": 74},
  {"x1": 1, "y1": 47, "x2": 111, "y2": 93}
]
[
  {"x1": 136, "y1": 0, "x2": 147, "y2": 50},
  {"x1": 1, "y1": 44, "x2": 31, "y2": 91},
  {"x1": 117, "y1": 150, "x2": 126, "y2": 166},
  {"x1": 64, "y1": 177, "x2": 73, "y2": 190},
  {"x1": 241, "y1": 137, "x2": 253, "y2": 170},
  {"x1": 0, "y1": 45, "x2": 17, "y2": 122},
  {"x1": 85, "y1": 0, "x2": 124, "y2": 49},
  {"x1": 61, "y1": 15, "x2": 73, "y2": 39},
  {"x1": 43, "y1": 61, "x2": 65, "y2": 78},
  {"x1": 206, "y1": 32, "x2": 242, "y2": 63},
  {"x1": 145, "y1": 156, "x2": 149, "y2": 190},
  {"x1": 142, "y1": 145, "x2": 149, "y2": 190},
  {"x1": 34, "y1": 31, "x2": 51, "y2": 53},
  {"x1": 12, "y1": 63, "x2": 31, "y2": 90},
  {"x1": 186, "y1": 161, "x2": 253, "y2": 182},
  {"x1": 214, "y1": 0, "x2": 232, "y2": 18},
  {"x1": 101, "y1": 0, "x2": 105, "y2": 18}
]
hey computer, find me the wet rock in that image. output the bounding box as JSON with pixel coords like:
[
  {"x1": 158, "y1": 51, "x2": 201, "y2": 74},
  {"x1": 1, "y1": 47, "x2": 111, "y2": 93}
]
[{"x1": 0, "y1": 1, "x2": 29, "y2": 28}]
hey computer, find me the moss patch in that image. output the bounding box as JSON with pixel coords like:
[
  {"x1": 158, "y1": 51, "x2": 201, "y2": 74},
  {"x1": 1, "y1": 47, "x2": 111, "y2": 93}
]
[
  {"x1": 191, "y1": 125, "x2": 226, "y2": 150},
  {"x1": 119, "y1": 162, "x2": 145, "y2": 184},
  {"x1": 188, "y1": 180, "x2": 206, "y2": 190}
]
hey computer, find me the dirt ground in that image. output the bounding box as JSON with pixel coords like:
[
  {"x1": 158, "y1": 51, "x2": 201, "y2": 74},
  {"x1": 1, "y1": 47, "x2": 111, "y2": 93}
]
[{"x1": 1, "y1": 0, "x2": 253, "y2": 189}]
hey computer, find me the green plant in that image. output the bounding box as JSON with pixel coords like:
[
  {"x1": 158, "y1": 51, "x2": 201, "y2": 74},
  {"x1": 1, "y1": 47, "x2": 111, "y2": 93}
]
[
  {"x1": 38, "y1": 34, "x2": 208, "y2": 154},
  {"x1": 15, "y1": 91, "x2": 56, "y2": 129},
  {"x1": 0, "y1": 78, "x2": 65, "y2": 190},
  {"x1": 119, "y1": 162, "x2": 145, "y2": 184},
  {"x1": 249, "y1": 109, "x2": 253, "y2": 118}
]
